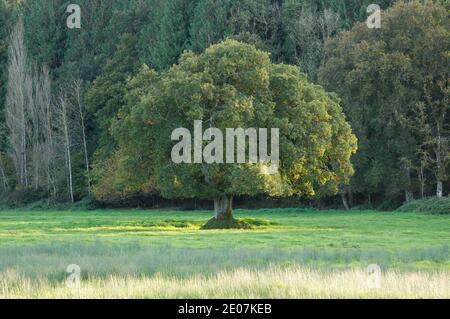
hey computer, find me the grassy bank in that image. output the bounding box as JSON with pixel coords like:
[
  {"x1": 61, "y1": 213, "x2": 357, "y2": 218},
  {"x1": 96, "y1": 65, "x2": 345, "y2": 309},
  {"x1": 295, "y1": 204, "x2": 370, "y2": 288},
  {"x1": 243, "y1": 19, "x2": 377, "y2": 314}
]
[{"x1": 397, "y1": 197, "x2": 450, "y2": 215}]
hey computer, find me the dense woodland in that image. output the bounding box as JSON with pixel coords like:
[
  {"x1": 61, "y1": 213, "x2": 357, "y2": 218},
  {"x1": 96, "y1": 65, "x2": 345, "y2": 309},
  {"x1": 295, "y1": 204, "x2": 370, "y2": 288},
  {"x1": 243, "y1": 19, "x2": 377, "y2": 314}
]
[{"x1": 0, "y1": 0, "x2": 448, "y2": 210}]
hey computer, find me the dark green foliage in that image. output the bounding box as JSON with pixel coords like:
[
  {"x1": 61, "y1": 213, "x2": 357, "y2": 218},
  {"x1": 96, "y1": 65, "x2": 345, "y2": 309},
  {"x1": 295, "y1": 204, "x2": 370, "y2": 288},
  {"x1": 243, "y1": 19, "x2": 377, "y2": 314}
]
[
  {"x1": 281, "y1": 0, "x2": 396, "y2": 80},
  {"x1": 90, "y1": 65, "x2": 158, "y2": 201},
  {"x1": 0, "y1": 0, "x2": 14, "y2": 123},
  {"x1": 0, "y1": 195, "x2": 99, "y2": 211},
  {"x1": 85, "y1": 34, "x2": 140, "y2": 159},
  {"x1": 189, "y1": 0, "x2": 284, "y2": 58},
  {"x1": 0, "y1": 188, "x2": 49, "y2": 208},
  {"x1": 22, "y1": 0, "x2": 66, "y2": 70},
  {"x1": 61, "y1": 0, "x2": 113, "y2": 80},
  {"x1": 377, "y1": 197, "x2": 403, "y2": 212},
  {"x1": 319, "y1": 0, "x2": 450, "y2": 203},
  {"x1": 61, "y1": 0, "x2": 150, "y2": 82},
  {"x1": 139, "y1": 0, "x2": 195, "y2": 71},
  {"x1": 189, "y1": 0, "x2": 233, "y2": 52}
]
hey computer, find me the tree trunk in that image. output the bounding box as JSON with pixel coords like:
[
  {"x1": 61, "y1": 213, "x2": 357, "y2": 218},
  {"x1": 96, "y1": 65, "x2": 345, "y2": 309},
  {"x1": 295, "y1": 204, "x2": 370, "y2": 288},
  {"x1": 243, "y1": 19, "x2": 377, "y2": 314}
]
[
  {"x1": 60, "y1": 95, "x2": 74, "y2": 203},
  {"x1": 80, "y1": 106, "x2": 90, "y2": 194},
  {"x1": 419, "y1": 162, "x2": 426, "y2": 199},
  {"x1": 22, "y1": 133, "x2": 28, "y2": 187},
  {"x1": 435, "y1": 120, "x2": 444, "y2": 198},
  {"x1": 0, "y1": 155, "x2": 9, "y2": 192},
  {"x1": 405, "y1": 190, "x2": 414, "y2": 202},
  {"x1": 75, "y1": 79, "x2": 91, "y2": 195},
  {"x1": 340, "y1": 192, "x2": 350, "y2": 210},
  {"x1": 402, "y1": 158, "x2": 414, "y2": 202},
  {"x1": 436, "y1": 181, "x2": 443, "y2": 198},
  {"x1": 45, "y1": 95, "x2": 57, "y2": 199},
  {"x1": 214, "y1": 196, "x2": 233, "y2": 220}
]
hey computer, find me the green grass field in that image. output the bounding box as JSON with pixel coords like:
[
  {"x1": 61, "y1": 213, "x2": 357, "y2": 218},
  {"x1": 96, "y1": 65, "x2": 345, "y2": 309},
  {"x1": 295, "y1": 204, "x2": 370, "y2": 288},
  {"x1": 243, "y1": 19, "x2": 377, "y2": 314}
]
[{"x1": 0, "y1": 208, "x2": 449, "y2": 298}]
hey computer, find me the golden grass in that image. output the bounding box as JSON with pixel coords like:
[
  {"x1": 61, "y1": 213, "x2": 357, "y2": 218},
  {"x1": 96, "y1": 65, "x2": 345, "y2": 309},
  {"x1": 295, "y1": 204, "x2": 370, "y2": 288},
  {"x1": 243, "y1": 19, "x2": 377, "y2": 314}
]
[{"x1": 1, "y1": 266, "x2": 448, "y2": 299}]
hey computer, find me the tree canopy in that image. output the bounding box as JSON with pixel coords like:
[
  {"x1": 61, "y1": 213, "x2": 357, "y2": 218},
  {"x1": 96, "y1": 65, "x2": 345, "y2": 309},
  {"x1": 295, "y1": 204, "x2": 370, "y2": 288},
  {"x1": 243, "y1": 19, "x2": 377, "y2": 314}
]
[
  {"x1": 98, "y1": 40, "x2": 357, "y2": 223},
  {"x1": 319, "y1": 0, "x2": 449, "y2": 204}
]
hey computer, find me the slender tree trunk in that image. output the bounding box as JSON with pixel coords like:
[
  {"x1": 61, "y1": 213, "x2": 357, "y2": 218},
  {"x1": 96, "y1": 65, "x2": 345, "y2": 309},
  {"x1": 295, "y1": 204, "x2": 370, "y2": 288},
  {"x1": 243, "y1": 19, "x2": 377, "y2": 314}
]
[
  {"x1": 45, "y1": 100, "x2": 57, "y2": 199},
  {"x1": 436, "y1": 181, "x2": 443, "y2": 198},
  {"x1": 435, "y1": 152, "x2": 443, "y2": 198},
  {"x1": 0, "y1": 155, "x2": 9, "y2": 192},
  {"x1": 61, "y1": 97, "x2": 74, "y2": 203},
  {"x1": 72, "y1": 78, "x2": 90, "y2": 194},
  {"x1": 402, "y1": 158, "x2": 414, "y2": 202},
  {"x1": 34, "y1": 145, "x2": 39, "y2": 190},
  {"x1": 405, "y1": 190, "x2": 414, "y2": 202},
  {"x1": 340, "y1": 192, "x2": 350, "y2": 210},
  {"x1": 419, "y1": 162, "x2": 426, "y2": 199},
  {"x1": 435, "y1": 123, "x2": 443, "y2": 198},
  {"x1": 0, "y1": 167, "x2": 7, "y2": 192},
  {"x1": 78, "y1": 89, "x2": 90, "y2": 194},
  {"x1": 65, "y1": 137, "x2": 74, "y2": 203},
  {"x1": 22, "y1": 132, "x2": 28, "y2": 187},
  {"x1": 214, "y1": 196, "x2": 233, "y2": 220}
]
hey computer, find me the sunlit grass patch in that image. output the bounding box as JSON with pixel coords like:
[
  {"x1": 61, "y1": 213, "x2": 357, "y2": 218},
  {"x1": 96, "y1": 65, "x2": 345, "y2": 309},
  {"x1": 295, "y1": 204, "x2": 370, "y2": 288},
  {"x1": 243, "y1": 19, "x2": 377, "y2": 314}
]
[{"x1": 1, "y1": 266, "x2": 448, "y2": 299}]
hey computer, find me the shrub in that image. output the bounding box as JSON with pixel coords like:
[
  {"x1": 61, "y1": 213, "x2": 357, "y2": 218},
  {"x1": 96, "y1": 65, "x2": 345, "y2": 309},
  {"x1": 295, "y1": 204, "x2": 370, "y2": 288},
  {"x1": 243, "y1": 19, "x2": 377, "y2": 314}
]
[
  {"x1": 396, "y1": 197, "x2": 450, "y2": 215},
  {"x1": 0, "y1": 188, "x2": 48, "y2": 208},
  {"x1": 69, "y1": 196, "x2": 99, "y2": 211},
  {"x1": 201, "y1": 218, "x2": 252, "y2": 230}
]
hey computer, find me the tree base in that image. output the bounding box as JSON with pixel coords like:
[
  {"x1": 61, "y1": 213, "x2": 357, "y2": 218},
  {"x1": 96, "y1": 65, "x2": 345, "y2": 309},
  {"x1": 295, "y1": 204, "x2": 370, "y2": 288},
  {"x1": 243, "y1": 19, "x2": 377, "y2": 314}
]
[{"x1": 201, "y1": 217, "x2": 252, "y2": 230}]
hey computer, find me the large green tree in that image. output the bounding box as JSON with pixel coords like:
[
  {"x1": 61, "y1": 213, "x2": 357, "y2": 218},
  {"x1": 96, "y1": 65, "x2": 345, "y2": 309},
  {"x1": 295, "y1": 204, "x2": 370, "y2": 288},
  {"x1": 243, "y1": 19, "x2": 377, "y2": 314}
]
[
  {"x1": 281, "y1": 0, "x2": 396, "y2": 80},
  {"x1": 91, "y1": 65, "x2": 158, "y2": 201},
  {"x1": 85, "y1": 34, "x2": 140, "y2": 160},
  {"x1": 319, "y1": 0, "x2": 449, "y2": 203},
  {"x1": 102, "y1": 40, "x2": 356, "y2": 224}
]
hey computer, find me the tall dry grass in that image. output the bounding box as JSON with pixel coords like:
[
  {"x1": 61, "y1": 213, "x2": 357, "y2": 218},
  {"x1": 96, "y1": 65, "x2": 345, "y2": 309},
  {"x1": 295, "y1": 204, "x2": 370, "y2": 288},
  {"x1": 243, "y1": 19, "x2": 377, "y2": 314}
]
[{"x1": 1, "y1": 266, "x2": 448, "y2": 299}]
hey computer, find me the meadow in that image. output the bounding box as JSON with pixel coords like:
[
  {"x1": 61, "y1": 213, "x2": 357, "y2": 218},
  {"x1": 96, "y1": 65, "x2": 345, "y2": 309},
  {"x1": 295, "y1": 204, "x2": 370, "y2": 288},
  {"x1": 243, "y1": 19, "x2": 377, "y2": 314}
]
[{"x1": 0, "y1": 208, "x2": 449, "y2": 298}]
